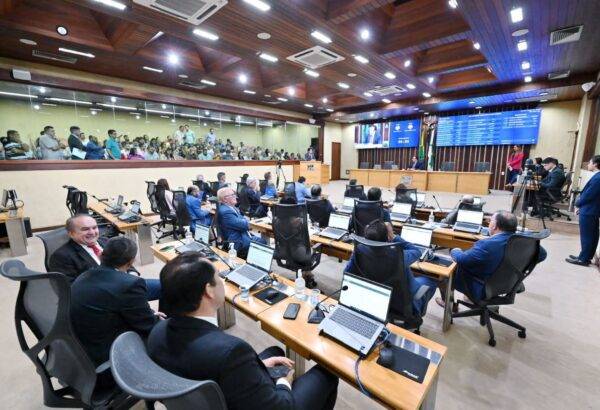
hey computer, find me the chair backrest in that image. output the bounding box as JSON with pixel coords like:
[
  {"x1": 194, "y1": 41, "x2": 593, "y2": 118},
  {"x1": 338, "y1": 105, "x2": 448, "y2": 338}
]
[
  {"x1": 352, "y1": 200, "x2": 384, "y2": 237},
  {"x1": 272, "y1": 204, "x2": 312, "y2": 271},
  {"x1": 359, "y1": 161, "x2": 370, "y2": 169},
  {"x1": 395, "y1": 188, "x2": 417, "y2": 212},
  {"x1": 110, "y1": 332, "x2": 227, "y2": 410},
  {"x1": 37, "y1": 228, "x2": 70, "y2": 272},
  {"x1": 65, "y1": 186, "x2": 88, "y2": 215},
  {"x1": 474, "y1": 162, "x2": 490, "y2": 172},
  {"x1": 236, "y1": 182, "x2": 250, "y2": 215},
  {"x1": 390, "y1": 164, "x2": 399, "y2": 170},
  {"x1": 209, "y1": 181, "x2": 220, "y2": 194},
  {"x1": 173, "y1": 190, "x2": 191, "y2": 228},
  {"x1": 146, "y1": 181, "x2": 160, "y2": 214},
  {"x1": 282, "y1": 182, "x2": 297, "y2": 202},
  {"x1": 214, "y1": 204, "x2": 229, "y2": 250},
  {"x1": 484, "y1": 234, "x2": 540, "y2": 300},
  {"x1": 155, "y1": 187, "x2": 174, "y2": 220},
  {"x1": 259, "y1": 179, "x2": 267, "y2": 195},
  {"x1": 348, "y1": 237, "x2": 415, "y2": 322},
  {"x1": 441, "y1": 161, "x2": 455, "y2": 171},
  {"x1": 344, "y1": 184, "x2": 365, "y2": 199},
  {"x1": 383, "y1": 161, "x2": 394, "y2": 170},
  {"x1": 305, "y1": 198, "x2": 332, "y2": 227},
  {"x1": 373, "y1": 164, "x2": 382, "y2": 169},
  {"x1": 0, "y1": 260, "x2": 101, "y2": 407},
  {"x1": 458, "y1": 202, "x2": 483, "y2": 212}
]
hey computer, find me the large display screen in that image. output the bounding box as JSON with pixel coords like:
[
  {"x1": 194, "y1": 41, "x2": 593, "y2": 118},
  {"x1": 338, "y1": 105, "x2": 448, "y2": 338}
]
[
  {"x1": 388, "y1": 119, "x2": 420, "y2": 148},
  {"x1": 436, "y1": 109, "x2": 541, "y2": 147},
  {"x1": 356, "y1": 123, "x2": 383, "y2": 148}
]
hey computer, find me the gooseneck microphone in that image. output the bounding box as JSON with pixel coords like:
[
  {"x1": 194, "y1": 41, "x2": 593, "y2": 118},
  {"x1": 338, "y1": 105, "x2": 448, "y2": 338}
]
[
  {"x1": 432, "y1": 194, "x2": 443, "y2": 212},
  {"x1": 307, "y1": 285, "x2": 348, "y2": 324}
]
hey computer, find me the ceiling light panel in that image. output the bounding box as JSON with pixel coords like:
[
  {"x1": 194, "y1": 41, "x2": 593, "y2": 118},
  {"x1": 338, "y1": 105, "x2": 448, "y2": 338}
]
[
  {"x1": 243, "y1": 0, "x2": 270, "y2": 12},
  {"x1": 193, "y1": 28, "x2": 219, "y2": 41},
  {"x1": 311, "y1": 30, "x2": 332, "y2": 44}
]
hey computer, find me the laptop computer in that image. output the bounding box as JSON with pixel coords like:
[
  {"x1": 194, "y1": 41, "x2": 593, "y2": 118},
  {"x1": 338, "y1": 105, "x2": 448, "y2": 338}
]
[
  {"x1": 390, "y1": 202, "x2": 413, "y2": 222},
  {"x1": 409, "y1": 192, "x2": 426, "y2": 208},
  {"x1": 225, "y1": 242, "x2": 275, "y2": 289},
  {"x1": 319, "y1": 272, "x2": 392, "y2": 356},
  {"x1": 453, "y1": 209, "x2": 484, "y2": 234},
  {"x1": 318, "y1": 213, "x2": 351, "y2": 240},
  {"x1": 176, "y1": 223, "x2": 215, "y2": 256},
  {"x1": 118, "y1": 202, "x2": 141, "y2": 221},
  {"x1": 105, "y1": 195, "x2": 124, "y2": 213},
  {"x1": 400, "y1": 225, "x2": 433, "y2": 252},
  {"x1": 338, "y1": 197, "x2": 356, "y2": 214}
]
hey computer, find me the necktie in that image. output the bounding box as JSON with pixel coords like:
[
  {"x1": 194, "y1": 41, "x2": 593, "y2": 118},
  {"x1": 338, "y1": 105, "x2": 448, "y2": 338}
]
[{"x1": 88, "y1": 243, "x2": 103, "y2": 258}]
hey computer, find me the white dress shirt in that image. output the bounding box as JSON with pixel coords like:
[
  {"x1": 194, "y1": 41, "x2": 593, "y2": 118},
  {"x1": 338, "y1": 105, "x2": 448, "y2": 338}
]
[{"x1": 79, "y1": 241, "x2": 102, "y2": 265}]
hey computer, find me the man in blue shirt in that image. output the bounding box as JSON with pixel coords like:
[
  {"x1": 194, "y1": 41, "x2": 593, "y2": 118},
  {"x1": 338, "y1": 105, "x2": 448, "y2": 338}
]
[
  {"x1": 567, "y1": 155, "x2": 600, "y2": 266},
  {"x1": 105, "y1": 129, "x2": 121, "y2": 160},
  {"x1": 186, "y1": 186, "x2": 212, "y2": 235},
  {"x1": 294, "y1": 176, "x2": 311, "y2": 204},
  {"x1": 263, "y1": 172, "x2": 277, "y2": 198}
]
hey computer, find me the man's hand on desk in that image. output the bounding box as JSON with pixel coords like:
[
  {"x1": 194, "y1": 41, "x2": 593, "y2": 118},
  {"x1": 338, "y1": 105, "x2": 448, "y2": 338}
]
[{"x1": 262, "y1": 356, "x2": 294, "y2": 369}]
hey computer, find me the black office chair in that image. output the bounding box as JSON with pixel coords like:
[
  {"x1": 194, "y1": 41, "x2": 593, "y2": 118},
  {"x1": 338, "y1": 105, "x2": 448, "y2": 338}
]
[
  {"x1": 37, "y1": 228, "x2": 70, "y2": 272},
  {"x1": 259, "y1": 179, "x2": 267, "y2": 195},
  {"x1": 474, "y1": 162, "x2": 490, "y2": 172},
  {"x1": 214, "y1": 204, "x2": 230, "y2": 252},
  {"x1": 209, "y1": 181, "x2": 220, "y2": 195},
  {"x1": 344, "y1": 184, "x2": 365, "y2": 200},
  {"x1": 0, "y1": 259, "x2": 135, "y2": 409},
  {"x1": 351, "y1": 200, "x2": 385, "y2": 237},
  {"x1": 236, "y1": 182, "x2": 250, "y2": 216},
  {"x1": 146, "y1": 181, "x2": 159, "y2": 214},
  {"x1": 64, "y1": 186, "x2": 88, "y2": 215},
  {"x1": 154, "y1": 187, "x2": 180, "y2": 243},
  {"x1": 306, "y1": 198, "x2": 332, "y2": 227},
  {"x1": 539, "y1": 172, "x2": 572, "y2": 221},
  {"x1": 383, "y1": 161, "x2": 394, "y2": 170},
  {"x1": 451, "y1": 233, "x2": 544, "y2": 346},
  {"x1": 348, "y1": 236, "x2": 424, "y2": 332},
  {"x1": 441, "y1": 162, "x2": 455, "y2": 171},
  {"x1": 282, "y1": 182, "x2": 297, "y2": 202},
  {"x1": 359, "y1": 161, "x2": 370, "y2": 169},
  {"x1": 272, "y1": 203, "x2": 322, "y2": 273},
  {"x1": 192, "y1": 180, "x2": 210, "y2": 197},
  {"x1": 173, "y1": 190, "x2": 190, "y2": 235},
  {"x1": 110, "y1": 332, "x2": 227, "y2": 410}
]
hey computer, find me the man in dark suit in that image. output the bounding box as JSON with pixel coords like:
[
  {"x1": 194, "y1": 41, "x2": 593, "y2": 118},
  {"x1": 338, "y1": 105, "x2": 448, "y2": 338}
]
[
  {"x1": 70, "y1": 237, "x2": 160, "y2": 368},
  {"x1": 49, "y1": 214, "x2": 161, "y2": 300},
  {"x1": 147, "y1": 253, "x2": 338, "y2": 410},
  {"x1": 528, "y1": 157, "x2": 566, "y2": 215},
  {"x1": 245, "y1": 177, "x2": 267, "y2": 218},
  {"x1": 567, "y1": 155, "x2": 600, "y2": 266},
  {"x1": 67, "y1": 125, "x2": 87, "y2": 160},
  {"x1": 409, "y1": 155, "x2": 426, "y2": 170}
]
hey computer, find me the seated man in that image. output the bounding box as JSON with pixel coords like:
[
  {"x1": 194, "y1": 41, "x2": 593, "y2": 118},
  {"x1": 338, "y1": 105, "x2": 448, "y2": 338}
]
[
  {"x1": 529, "y1": 157, "x2": 566, "y2": 214},
  {"x1": 344, "y1": 179, "x2": 367, "y2": 200},
  {"x1": 346, "y1": 220, "x2": 437, "y2": 316},
  {"x1": 437, "y1": 211, "x2": 547, "y2": 307},
  {"x1": 350, "y1": 187, "x2": 394, "y2": 240},
  {"x1": 148, "y1": 253, "x2": 339, "y2": 410},
  {"x1": 217, "y1": 187, "x2": 267, "y2": 258},
  {"x1": 245, "y1": 177, "x2": 268, "y2": 218},
  {"x1": 294, "y1": 176, "x2": 311, "y2": 204},
  {"x1": 194, "y1": 174, "x2": 210, "y2": 202},
  {"x1": 409, "y1": 155, "x2": 426, "y2": 170},
  {"x1": 264, "y1": 171, "x2": 277, "y2": 198},
  {"x1": 49, "y1": 214, "x2": 162, "y2": 300},
  {"x1": 186, "y1": 186, "x2": 212, "y2": 234},
  {"x1": 394, "y1": 183, "x2": 414, "y2": 204},
  {"x1": 310, "y1": 185, "x2": 335, "y2": 212},
  {"x1": 217, "y1": 171, "x2": 228, "y2": 189},
  {"x1": 70, "y1": 237, "x2": 160, "y2": 368},
  {"x1": 441, "y1": 194, "x2": 475, "y2": 225}
]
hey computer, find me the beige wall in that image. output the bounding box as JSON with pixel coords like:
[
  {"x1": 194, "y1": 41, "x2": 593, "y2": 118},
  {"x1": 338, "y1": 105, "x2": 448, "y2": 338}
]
[
  {"x1": 340, "y1": 124, "x2": 358, "y2": 178},
  {"x1": 323, "y1": 122, "x2": 342, "y2": 178},
  {"x1": 7, "y1": 164, "x2": 294, "y2": 229},
  {"x1": 529, "y1": 100, "x2": 581, "y2": 167}
]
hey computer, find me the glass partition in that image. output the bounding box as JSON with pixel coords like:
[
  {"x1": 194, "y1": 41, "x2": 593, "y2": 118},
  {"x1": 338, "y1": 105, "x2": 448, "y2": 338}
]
[{"x1": 0, "y1": 80, "x2": 318, "y2": 161}]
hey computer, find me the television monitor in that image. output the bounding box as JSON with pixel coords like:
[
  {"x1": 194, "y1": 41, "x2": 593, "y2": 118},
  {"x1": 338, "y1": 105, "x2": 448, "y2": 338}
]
[
  {"x1": 356, "y1": 123, "x2": 383, "y2": 148},
  {"x1": 389, "y1": 119, "x2": 421, "y2": 148}
]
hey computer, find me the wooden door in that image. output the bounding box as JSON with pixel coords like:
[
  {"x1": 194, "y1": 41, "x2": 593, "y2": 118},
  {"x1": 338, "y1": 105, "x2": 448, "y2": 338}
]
[{"x1": 331, "y1": 142, "x2": 341, "y2": 180}]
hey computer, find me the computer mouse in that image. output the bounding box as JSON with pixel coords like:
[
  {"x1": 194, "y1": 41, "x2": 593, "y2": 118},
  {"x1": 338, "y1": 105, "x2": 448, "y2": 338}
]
[{"x1": 378, "y1": 347, "x2": 394, "y2": 369}]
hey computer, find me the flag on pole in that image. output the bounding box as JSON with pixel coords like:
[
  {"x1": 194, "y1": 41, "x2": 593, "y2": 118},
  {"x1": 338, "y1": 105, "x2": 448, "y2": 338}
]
[{"x1": 427, "y1": 124, "x2": 436, "y2": 171}]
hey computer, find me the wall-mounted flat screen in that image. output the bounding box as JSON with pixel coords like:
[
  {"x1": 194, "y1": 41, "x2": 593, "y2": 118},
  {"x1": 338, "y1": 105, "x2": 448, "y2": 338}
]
[
  {"x1": 436, "y1": 108, "x2": 541, "y2": 147},
  {"x1": 388, "y1": 119, "x2": 421, "y2": 148},
  {"x1": 356, "y1": 123, "x2": 383, "y2": 148}
]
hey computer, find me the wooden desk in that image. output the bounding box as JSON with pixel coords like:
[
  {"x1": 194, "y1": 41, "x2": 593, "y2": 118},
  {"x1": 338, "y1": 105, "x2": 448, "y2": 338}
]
[
  {"x1": 89, "y1": 201, "x2": 155, "y2": 265},
  {"x1": 367, "y1": 169, "x2": 390, "y2": 187},
  {"x1": 0, "y1": 207, "x2": 27, "y2": 257},
  {"x1": 257, "y1": 298, "x2": 446, "y2": 410}
]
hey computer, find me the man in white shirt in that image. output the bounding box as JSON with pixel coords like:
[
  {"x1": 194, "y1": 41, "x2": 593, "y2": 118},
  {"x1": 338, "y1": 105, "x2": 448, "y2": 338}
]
[
  {"x1": 38, "y1": 126, "x2": 64, "y2": 160},
  {"x1": 174, "y1": 125, "x2": 185, "y2": 145},
  {"x1": 205, "y1": 128, "x2": 216, "y2": 144},
  {"x1": 145, "y1": 145, "x2": 159, "y2": 160},
  {"x1": 184, "y1": 124, "x2": 196, "y2": 144}
]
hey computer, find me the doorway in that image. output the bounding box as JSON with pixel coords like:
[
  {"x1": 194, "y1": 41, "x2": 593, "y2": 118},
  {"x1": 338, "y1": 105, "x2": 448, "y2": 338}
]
[{"x1": 331, "y1": 142, "x2": 341, "y2": 180}]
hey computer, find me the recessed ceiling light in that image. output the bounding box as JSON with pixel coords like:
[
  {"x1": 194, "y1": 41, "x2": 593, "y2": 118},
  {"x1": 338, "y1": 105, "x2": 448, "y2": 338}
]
[
  {"x1": 540, "y1": 99, "x2": 548, "y2": 102},
  {"x1": 288, "y1": 87, "x2": 296, "y2": 96},
  {"x1": 193, "y1": 28, "x2": 219, "y2": 41},
  {"x1": 259, "y1": 52, "x2": 278, "y2": 62},
  {"x1": 20, "y1": 39, "x2": 37, "y2": 46},
  {"x1": 243, "y1": 0, "x2": 270, "y2": 11},
  {"x1": 384, "y1": 72, "x2": 396, "y2": 79},
  {"x1": 469, "y1": 100, "x2": 475, "y2": 104},
  {"x1": 200, "y1": 79, "x2": 216, "y2": 86},
  {"x1": 363, "y1": 92, "x2": 373, "y2": 97},
  {"x1": 517, "y1": 40, "x2": 528, "y2": 51},
  {"x1": 354, "y1": 55, "x2": 369, "y2": 64},
  {"x1": 370, "y1": 113, "x2": 375, "y2": 118},
  {"x1": 94, "y1": 0, "x2": 126, "y2": 10},
  {"x1": 406, "y1": 83, "x2": 416, "y2": 90},
  {"x1": 521, "y1": 61, "x2": 530, "y2": 70},
  {"x1": 422, "y1": 92, "x2": 431, "y2": 98},
  {"x1": 311, "y1": 30, "x2": 332, "y2": 44},
  {"x1": 428, "y1": 76, "x2": 435, "y2": 83},
  {"x1": 382, "y1": 98, "x2": 391, "y2": 104},
  {"x1": 167, "y1": 53, "x2": 180, "y2": 65},
  {"x1": 524, "y1": 75, "x2": 532, "y2": 83},
  {"x1": 322, "y1": 97, "x2": 328, "y2": 103},
  {"x1": 99, "y1": 103, "x2": 137, "y2": 110},
  {"x1": 360, "y1": 29, "x2": 370, "y2": 40},
  {"x1": 110, "y1": 96, "x2": 117, "y2": 103},
  {"x1": 304, "y1": 103, "x2": 313, "y2": 108},
  {"x1": 56, "y1": 26, "x2": 68, "y2": 36},
  {"x1": 38, "y1": 87, "x2": 46, "y2": 94},
  {"x1": 473, "y1": 42, "x2": 481, "y2": 50},
  {"x1": 58, "y1": 47, "x2": 95, "y2": 58},
  {"x1": 304, "y1": 69, "x2": 319, "y2": 77},
  {"x1": 178, "y1": 74, "x2": 188, "y2": 78},
  {"x1": 510, "y1": 7, "x2": 523, "y2": 23},
  {"x1": 47, "y1": 97, "x2": 91, "y2": 105},
  {"x1": 539, "y1": 92, "x2": 549, "y2": 96},
  {"x1": 326, "y1": 108, "x2": 334, "y2": 112},
  {"x1": 243, "y1": 90, "x2": 256, "y2": 94},
  {"x1": 205, "y1": 110, "x2": 210, "y2": 115},
  {"x1": 238, "y1": 74, "x2": 248, "y2": 84},
  {"x1": 143, "y1": 66, "x2": 163, "y2": 73},
  {"x1": 404, "y1": 59, "x2": 411, "y2": 67},
  {"x1": 475, "y1": 106, "x2": 482, "y2": 109},
  {"x1": 277, "y1": 97, "x2": 288, "y2": 102},
  {"x1": 161, "y1": 104, "x2": 167, "y2": 109},
  {"x1": 257, "y1": 32, "x2": 271, "y2": 40},
  {"x1": 512, "y1": 29, "x2": 529, "y2": 37},
  {"x1": 347, "y1": 73, "x2": 357, "y2": 77},
  {"x1": 338, "y1": 82, "x2": 350, "y2": 89},
  {"x1": 448, "y1": 0, "x2": 458, "y2": 9}
]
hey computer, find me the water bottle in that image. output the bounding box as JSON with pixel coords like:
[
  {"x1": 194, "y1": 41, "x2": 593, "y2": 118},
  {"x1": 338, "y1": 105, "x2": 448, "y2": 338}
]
[
  {"x1": 228, "y1": 243, "x2": 237, "y2": 268},
  {"x1": 294, "y1": 269, "x2": 306, "y2": 301},
  {"x1": 428, "y1": 210, "x2": 435, "y2": 223}
]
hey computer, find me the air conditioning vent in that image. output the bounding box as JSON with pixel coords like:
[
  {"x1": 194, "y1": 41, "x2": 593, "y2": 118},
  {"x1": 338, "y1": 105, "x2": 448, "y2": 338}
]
[
  {"x1": 32, "y1": 50, "x2": 77, "y2": 64},
  {"x1": 287, "y1": 46, "x2": 344, "y2": 69},
  {"x1": 550, "y1": 25, "x2": 583, "y2": 45},
  {"x1": 178, "y1": 80, "x2": 208, "y2": 89},
  {"x1": 547, "y1": 70, "x2": 570, "y2": 80},
  {"x1": 515, "y1": 94, "x2": 558, "y2": 103},
  {"x1": 368, "y1": 85, "x2": 406, "y2": 96},
  {"x1": 133, "y1": 0, "x2": 227, "y2": 25}
]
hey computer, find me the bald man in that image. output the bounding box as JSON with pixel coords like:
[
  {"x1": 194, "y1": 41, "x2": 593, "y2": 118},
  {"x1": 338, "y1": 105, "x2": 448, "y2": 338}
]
[
  {"x1": 217, "y1": 187, "x2": 267, "y2": 258},
  {"x1": 441, "y1": 195, "x2": 476, "y2": 225}
]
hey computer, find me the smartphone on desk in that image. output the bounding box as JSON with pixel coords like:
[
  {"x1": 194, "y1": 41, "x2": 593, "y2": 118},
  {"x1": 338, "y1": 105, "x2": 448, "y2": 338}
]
[{"x1": 283, "y1": 303, "x2": 300, "y2": 320}]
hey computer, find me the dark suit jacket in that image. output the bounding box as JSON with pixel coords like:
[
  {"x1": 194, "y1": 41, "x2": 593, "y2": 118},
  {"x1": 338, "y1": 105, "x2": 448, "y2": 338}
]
[
  {"x1": 540, "y1": 167, "x2": 565, "y2": 198},
  {"x1": 147, "y1": 317, "x2": 293, "y2": 410},
  {"x1": 68, "y1": 134, "x2": 87, "y2": 159},
  {"x1": 411, "y1": 160, "x2": 426, "y2": 170},
  {"x1": 70, "y1": 266, "x2": 158, "y2": 366},
  {"x1": 576, "y1": 172, "x2": 600, "y2": 216},
  {"x1": 48, "y1": 237, "x2": 107, "y2": 283}
]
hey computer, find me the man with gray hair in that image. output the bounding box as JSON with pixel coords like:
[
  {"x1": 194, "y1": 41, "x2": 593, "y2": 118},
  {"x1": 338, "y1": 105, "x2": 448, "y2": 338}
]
[
  {"x1": 245, "y1": 176, "x2": 267, "y2": 218},
  {"x1": 441, "y1": 194, "x2": 477, "y2": 225}
]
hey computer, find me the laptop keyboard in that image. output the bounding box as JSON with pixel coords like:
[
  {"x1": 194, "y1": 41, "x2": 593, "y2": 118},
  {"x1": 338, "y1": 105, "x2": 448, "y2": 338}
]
[
  {"x1": 235, "y1": 264, "x2": 265, "y2": 281},
  {"x1": 330, "y1": 308, "x2": 379, "y2": 339},
  {"x1": 455, "y1": 222, "x2": 478, "y2": 231},
  {"x1": 322, "y1": 227, "x2": 345, "y2": 237}
]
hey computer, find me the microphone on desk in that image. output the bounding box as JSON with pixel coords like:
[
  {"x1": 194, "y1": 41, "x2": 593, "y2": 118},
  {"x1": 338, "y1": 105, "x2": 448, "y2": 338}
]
[
  {"x1": 431, "y1": 194, "x2": 443, "y2": 212},
  {"x1": 307, "y1": 285, "x2": 348, "y2": 324},
  {"x1": 90, "y1": 193, "x2": 110, "y2": 205}
]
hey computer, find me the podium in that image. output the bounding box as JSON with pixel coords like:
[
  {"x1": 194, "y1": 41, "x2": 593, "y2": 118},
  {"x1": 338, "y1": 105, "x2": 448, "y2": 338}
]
[{"x1": 293, "y1": 161, "x2": 330, "y2": 185}]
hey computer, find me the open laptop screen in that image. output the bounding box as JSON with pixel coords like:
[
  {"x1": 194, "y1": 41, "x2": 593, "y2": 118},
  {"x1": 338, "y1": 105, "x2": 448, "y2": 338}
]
[
  {"x1": 343, "y1": 197, "x2": 355, "y2": 208},
  {"x1": 340, "y1": 273, "x2": 392, "y2": 322},
  {"x1": 117, "y1": 195, "x2": 124, "y2": 206},
  {"x1": 194, "y1": 223, "x2": 210, "y2": 244},
  {"x1": 401, "y1": 226, "x2": 433, "y2": 247},
  {"x1": 130, "y1": 202, "x2": 141, "y2": 214},
  {"x1": 329, "y1": 213, "x2": 350, "y2": 230},
  {"x1": 247, "y1": 242, "x2": 274, "y2": 272},
  {"x1": 457, "y1": 210, "x2": 484, "y2": 225},
  {"x1": 392, "y1": 202, "x2": 412, "y2": 215},
  {"x1": 473, "y1": 197, "x2": 482, "y2": 205}
]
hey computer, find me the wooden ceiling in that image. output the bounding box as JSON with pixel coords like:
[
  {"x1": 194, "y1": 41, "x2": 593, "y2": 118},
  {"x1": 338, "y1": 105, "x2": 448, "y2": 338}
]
[{"x1": 0, "y1": 0, "x2": 598, "y2": 119}]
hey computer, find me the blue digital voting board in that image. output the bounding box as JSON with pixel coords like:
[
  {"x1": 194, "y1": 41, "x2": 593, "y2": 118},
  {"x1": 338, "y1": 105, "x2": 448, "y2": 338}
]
[
  {"x1": 436, "y1": 109, "x2": 541, "y2": 147},
  {"x1": 388, "y1": 119, "x2": 421, "y2": 148}
]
